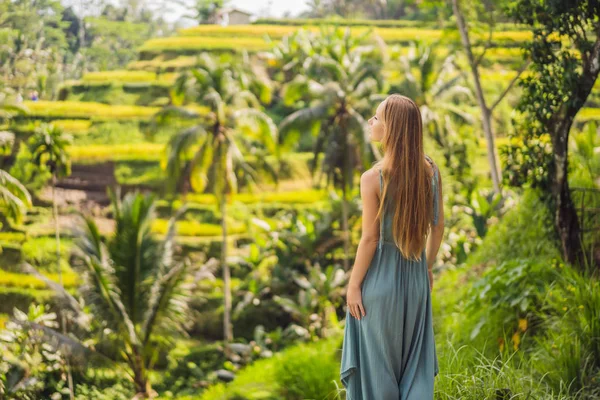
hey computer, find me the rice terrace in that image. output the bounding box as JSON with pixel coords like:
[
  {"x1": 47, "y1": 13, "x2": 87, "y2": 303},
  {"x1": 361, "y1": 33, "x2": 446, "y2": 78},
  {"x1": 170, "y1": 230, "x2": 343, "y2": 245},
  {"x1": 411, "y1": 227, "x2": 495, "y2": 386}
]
[{"x1": 0, "y1": 0, "x2": 599, "y2": 399}]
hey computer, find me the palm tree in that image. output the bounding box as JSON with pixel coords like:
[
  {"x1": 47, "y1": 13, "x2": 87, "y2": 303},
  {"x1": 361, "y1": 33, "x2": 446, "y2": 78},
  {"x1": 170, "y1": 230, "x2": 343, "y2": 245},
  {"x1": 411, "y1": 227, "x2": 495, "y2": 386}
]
[
  {"x1": 393, "y1": 42, "x2": 475, "y2": 184},
  {"x1": 27, "y1": 123, "x2": 73, "y2": 398},
  {"x1": 28, "y1": 123, "x2": 72, "y2": 284},
  {"x1": 19, "y1": 189, "x2": 211, "y2": 398},
  {"x1": 0, "y1": 169, "x2": 32, "y2": 232},
  {"x1": 278, "y1": 27, "x2": 385, "y2": 271},
  {"x1": 70, "y1": 188, "x2": 204, "y2": 397},
  {"x1": 151, "y1": 52, "x2": 278, "y2": 350}
]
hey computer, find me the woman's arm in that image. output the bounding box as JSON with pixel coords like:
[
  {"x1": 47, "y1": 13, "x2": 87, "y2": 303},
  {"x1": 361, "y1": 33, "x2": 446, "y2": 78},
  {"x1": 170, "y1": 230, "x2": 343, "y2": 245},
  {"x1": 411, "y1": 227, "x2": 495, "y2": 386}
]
[
  {"x1": 346, "y1": 169, "x2": 380, "y2": 320},
  {"x1": 426, "y1": 163, "x2": 444, "y2": 276}
]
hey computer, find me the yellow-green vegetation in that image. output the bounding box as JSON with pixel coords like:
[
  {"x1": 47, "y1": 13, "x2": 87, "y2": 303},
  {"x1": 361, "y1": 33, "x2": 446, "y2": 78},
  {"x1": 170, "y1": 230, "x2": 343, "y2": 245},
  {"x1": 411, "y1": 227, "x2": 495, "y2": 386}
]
[
  {"x1": 67, "y1": 143, "x2": 165, "y2": 161},
  {"x1": 150, "y1": 219, "x2": 246, "y2": 237},
  {"x1": 49, "y1": 119, "x2": 92, "y2": 133},
  {"x1": 0, "y1": 271, "x2": 79, "y2": 290},
  {"x1": 578, "y1": 107, "x2": 600, "y2": 122},
  {"x1": 128, "y1": 55, "x2": 199, "y2": 71},
  {"x1": 139, "y1": 36, "x2": 270, "y2": 54},
  {"x1": 140, "y1": 26, "x2": 531, "y2": 55},
  {"x1": 22, "y1": 100, "x2": 161, "y2": 120},
  {"x1": 178, "y1": 24, "x2": 531, "y2": 45},
  {"x1": 181, "y1": 188, "x2": 328, "y2": 205},
  {"x1": 0, "y1": 314, "x2": 8, "y2": 329},
  {"x1": 0, "y1": 232, "x2": 27, "y2": 244},
  {"x1": 81, "y1": 70, "x2": 177, "y2": 84}
]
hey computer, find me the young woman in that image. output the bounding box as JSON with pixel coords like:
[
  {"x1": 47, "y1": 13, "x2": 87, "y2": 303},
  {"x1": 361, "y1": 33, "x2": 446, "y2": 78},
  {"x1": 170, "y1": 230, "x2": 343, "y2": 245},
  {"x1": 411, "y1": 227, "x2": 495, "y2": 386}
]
[{"x1": 340, "y1": 94, "x2": 444, "y2": 400}]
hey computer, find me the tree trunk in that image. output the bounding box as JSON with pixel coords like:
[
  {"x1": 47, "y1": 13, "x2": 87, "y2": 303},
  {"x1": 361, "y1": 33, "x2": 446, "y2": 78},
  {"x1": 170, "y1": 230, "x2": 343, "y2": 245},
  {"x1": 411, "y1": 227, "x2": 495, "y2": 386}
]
[
  {"x1": 52, "y1": 175, "x2": 74, "y2": 400},
  {"x1": 451, "y1": 0, "x2": 502, "y2": 195},
  {"x1": 549, "y1": 36, "x2": 600, "y2": 268},
  {"x1": 221, "y1": 194, "x2": 233, "y2": 352},
  {"x1": 551, "y1": 113, "x2": 585, "y2": 267},
  {"x1": 131, "y1": 347, "x2": 152, "y2": 398}
]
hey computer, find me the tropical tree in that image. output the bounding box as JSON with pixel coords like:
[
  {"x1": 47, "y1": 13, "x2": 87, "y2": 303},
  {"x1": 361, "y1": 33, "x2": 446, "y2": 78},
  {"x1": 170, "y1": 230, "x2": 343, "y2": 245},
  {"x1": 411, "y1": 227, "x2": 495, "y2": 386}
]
[
  {"x1": 0, "y1": 169, "x2": 32, "y2": 232},
  {"x1": 70, "y1": 189, "x2": 204, "y2": 397},
  {"x1": 392, "y1": 42, "x2": 475, "y2": 186},
  {"x1": 16, "y1": 189, "x2": 215, "y2": 398},
  {"x1": 278, "y1": 27, "x2": 385, "y2": 270},
  {"x1": 27, "y1": 123, "x2": 74, "y2": 397},
  {"x1": 151, "y1": 52, "x2": 278, "y2": 349},
  {"x1": 450, "y1": 0, "x2": 530, "y2": 195},
  {"x1": 503, "y1": 0, "x2": 600, "y2": 266},
  {"x1": 28, "y1": 124, "x2": 71, "y2": 280}
]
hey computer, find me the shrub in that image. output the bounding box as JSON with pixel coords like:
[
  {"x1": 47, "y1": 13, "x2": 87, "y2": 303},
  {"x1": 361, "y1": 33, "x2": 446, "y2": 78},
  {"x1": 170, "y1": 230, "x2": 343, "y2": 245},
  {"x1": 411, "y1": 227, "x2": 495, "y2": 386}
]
[
  {"x1": 468, "y1": 188, "x2": 560, "y2": 266},
  {"x1": 273, "y1": 336, "x2": 341, "y2": 400}
]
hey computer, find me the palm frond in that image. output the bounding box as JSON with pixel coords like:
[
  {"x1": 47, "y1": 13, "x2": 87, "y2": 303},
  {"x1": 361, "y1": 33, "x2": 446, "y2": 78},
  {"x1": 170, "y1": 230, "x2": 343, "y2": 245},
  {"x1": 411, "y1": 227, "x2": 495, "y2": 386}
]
[
  {"x1": 72, "y1": 213, "x2": 140, "y2": 347},
  {"x1": 233, "y1": 108, "x2": 278, "y2": 154},
  {"x1": 188, "y1": 136, "x2": 213, "y2": 193},
  {"x1": 164, "y1": 125, "x2": 208, "y2": 194},
  {"x1": 0, "y1": 170, "x2": 32, "y2": 223},
  {"x1": 279, "y1": 102, "x2": 329, "y2": 151}
]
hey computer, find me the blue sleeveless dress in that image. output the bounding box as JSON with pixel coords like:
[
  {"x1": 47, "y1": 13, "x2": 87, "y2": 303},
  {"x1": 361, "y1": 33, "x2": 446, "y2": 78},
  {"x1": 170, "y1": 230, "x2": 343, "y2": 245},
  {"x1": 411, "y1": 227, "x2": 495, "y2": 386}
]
[{"x1": 340, "y1": 155, "x2": 440, "y2": 400}]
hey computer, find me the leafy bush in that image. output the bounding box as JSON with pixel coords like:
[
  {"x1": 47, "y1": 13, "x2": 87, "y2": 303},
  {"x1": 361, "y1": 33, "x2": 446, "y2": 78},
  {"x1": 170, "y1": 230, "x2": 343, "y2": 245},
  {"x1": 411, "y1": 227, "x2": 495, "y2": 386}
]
[
  {"x1": 468, "y1": 188, "x2": 560, "y2": 266},
  {"x1": 273, "y1": 336, "x2": 341, "y2": 400},
  {"x1": 464, "y1": 257, "x2": 560, "y2": 347},
  {"x1": 198, "y1": 335, "x2": 341, "y2": 400},
  {"x1": 0, "y1": 304, "x2": 70, "y2": 399}
]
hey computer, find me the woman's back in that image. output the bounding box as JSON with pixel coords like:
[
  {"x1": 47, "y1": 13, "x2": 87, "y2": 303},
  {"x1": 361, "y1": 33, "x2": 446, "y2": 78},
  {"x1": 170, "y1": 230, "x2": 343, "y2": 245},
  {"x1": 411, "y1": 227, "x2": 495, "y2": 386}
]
[
  {"x1": 339, "y1": 154, "x2": 440, "y2": 400},
  {"x1": 379, "y1": 154, "x2": 440, "y2": 253}
]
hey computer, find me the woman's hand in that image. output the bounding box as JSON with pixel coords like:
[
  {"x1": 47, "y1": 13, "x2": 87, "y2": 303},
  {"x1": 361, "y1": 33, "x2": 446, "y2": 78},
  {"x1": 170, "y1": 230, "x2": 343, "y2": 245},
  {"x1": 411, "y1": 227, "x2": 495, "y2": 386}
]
[{"x1": 346, "y1": 284, "x2": 366, "y2": 320}]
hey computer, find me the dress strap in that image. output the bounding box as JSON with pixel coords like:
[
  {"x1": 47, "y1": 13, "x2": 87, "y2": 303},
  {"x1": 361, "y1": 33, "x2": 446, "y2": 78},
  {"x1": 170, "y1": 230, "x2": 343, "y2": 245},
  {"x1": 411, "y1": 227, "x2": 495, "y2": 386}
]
[{"x1": 378, "y1": 168, "x2": 383, "y2": 250}]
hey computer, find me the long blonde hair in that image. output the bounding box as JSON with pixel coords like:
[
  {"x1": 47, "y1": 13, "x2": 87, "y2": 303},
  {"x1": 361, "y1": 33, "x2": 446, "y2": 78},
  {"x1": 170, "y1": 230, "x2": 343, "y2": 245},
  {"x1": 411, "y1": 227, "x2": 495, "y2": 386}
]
[{"x1": 374, "y1": 94, "x2": 434, "y2": 261}]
